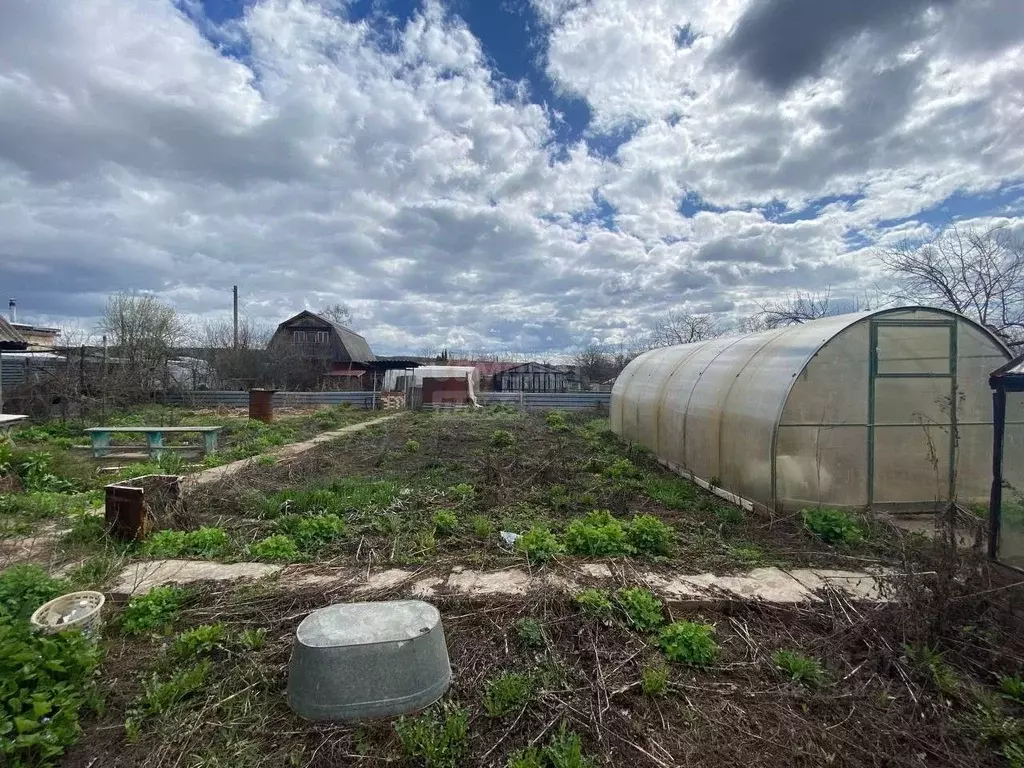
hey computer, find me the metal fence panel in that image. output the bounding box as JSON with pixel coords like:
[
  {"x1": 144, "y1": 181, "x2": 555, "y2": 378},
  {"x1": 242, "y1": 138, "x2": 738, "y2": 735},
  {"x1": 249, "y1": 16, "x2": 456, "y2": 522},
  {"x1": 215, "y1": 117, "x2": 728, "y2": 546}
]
[{"x1": 162, "y1": 390, "x2": 611, "y2": 411}]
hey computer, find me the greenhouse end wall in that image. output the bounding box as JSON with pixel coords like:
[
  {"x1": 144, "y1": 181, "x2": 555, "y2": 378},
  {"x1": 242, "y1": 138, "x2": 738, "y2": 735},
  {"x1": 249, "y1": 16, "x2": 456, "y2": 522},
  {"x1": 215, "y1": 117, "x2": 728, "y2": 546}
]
[{"x1": 611, "y1": 308, "x2": 1010, "y2": 513}]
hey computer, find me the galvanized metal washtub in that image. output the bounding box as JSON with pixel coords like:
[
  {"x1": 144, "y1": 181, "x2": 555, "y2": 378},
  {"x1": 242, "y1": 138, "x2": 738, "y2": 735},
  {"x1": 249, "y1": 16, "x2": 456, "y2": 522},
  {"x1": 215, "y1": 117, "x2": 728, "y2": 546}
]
[{"x1": 287, "y1": 600, "x2": 451, "y2": 721}]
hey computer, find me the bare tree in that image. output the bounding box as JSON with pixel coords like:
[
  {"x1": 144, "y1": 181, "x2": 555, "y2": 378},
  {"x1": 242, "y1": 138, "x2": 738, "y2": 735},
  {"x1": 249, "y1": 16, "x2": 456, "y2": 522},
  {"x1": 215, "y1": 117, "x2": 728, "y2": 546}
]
[
  {"x1": 646, "y1": 311, "x2": 725, "y2": 348},
  {"x1": 878, "y1": 224, "x2": 1024, "y2": 343},
  {"x1": 748, "y1": 289, "x2": 872, "y2": 330},
  {"x1": 201, "y1": 317, "x2": 275, "y2": 388},
  {"x1": 320, "y1": 303, "x2": 354, "y2": 327},
  {"x1": 100, "y1": 293, "x2": 188, "y2": 390}
]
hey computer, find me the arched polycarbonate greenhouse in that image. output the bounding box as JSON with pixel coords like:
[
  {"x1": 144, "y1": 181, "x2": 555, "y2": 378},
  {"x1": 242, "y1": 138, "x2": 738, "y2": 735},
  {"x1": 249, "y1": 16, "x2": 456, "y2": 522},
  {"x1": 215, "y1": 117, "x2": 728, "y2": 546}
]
[{"x1": 612, "y1": 307, "x2": 1013, "y2": 514}]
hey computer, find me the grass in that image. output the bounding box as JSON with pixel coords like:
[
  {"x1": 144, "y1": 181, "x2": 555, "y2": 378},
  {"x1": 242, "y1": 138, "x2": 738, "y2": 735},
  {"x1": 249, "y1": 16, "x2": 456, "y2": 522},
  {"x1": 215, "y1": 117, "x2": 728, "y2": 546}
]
[
  {"x1": 395, "y1": 703, "x2": 468, "y2": 768},
  {"x1": 641, "y1": 663, "x2": 669, "y2": 696}
]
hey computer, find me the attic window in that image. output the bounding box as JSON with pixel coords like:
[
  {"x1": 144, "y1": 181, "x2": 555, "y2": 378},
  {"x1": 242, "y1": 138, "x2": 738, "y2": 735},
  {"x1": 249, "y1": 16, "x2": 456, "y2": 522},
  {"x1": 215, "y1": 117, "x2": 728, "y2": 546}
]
[
  {"x1": 314, "y1": 331, "x2": 330, "y2": 344},
  {"x1": 292, "y1": 330, "x2": 306, "y2": 344}
]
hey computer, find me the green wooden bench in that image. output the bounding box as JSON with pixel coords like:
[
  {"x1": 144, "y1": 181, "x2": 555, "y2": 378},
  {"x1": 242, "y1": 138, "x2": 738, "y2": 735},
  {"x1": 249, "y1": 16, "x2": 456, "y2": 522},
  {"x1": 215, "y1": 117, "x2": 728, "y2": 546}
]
[{"x1": 84, "y1": 426, "x2": 223, "y2": 460}]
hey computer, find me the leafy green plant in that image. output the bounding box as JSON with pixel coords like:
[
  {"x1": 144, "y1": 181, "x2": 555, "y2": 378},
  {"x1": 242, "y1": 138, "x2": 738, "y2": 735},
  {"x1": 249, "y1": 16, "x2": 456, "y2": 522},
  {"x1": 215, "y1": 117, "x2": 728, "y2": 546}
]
[
  {"x1": 515, "y1": 618, "x2": 545, "y2": 649},
  {"x1": 801, "y1": 508, "x2": 863, "y2": 545},
  {"x1": 406, "y1": 439, "x2": 421, "y2": 453},
  {"x1": 173, "y1": 623, "x2": 228, "y2": 659},
  {"x1": 0, "y1": 564, "x2": 66, "y2": 622},
  {"x1": 713, "y1": 505, "x2": 745, "y2": 527},
  {"x1": 144, "y1": 527, "x2": 230, "y2": 558},
  {"x1": 604, "y1": 458, "x2": 639, "y2": 481},
  {"x1": 248, "y1": 534, "x2": 301, "y2": 562},
  {"x1": 625, "y1": 514, "x2": 674, "y2": 556},
  {"x1": 543, "y1": 723, "x2": 593, "y2": 768},
  {"x1": 433, "y1": 509, "x2": 459, "y2": 537},
  {"x1": 483, "y1": 672, "x2": 533, "y2": 716},
  {"x1": 906, "y1": 644, "x2": 959, "y2": 697},
  {"x1": 641, "y1": 663, "x2": 669, "y2": 696},
  {"x1": 516, "y1": 525, "x2": 562, "y2": 564},
  {"x1": 1002, "y1": 674, "x2": 1024, "y2": 705},
  {"x1": 121, "y1": 585, "x2": 189, "y2": 635},
  {"x1": 545, "y1": 412, "x2": 569, "y2": 432},
  {"x1": 615, "y1": 587, "x2": 664, "y2": 633},
  {"x1": 507, "y1": 747, "x2": 543, "y2": 768},
  {"x1": 470, "y1": 515, "x2": 494, "y2": 538},
  {"x1": 641, "y1": 475, "x2": 699, "y2": 509},
  {"x1": 563, "y1": 510, "x2": 632, "y2": 556},
  {"x1": 238, "y1": 628, "x2": 268, "y2": 651},
  {"x1": 575, "y1": 588, "x2": 614, "y2": 620},
  {"x1": 448, "y1": 483, "x2": 475, "y2": 502},
  {"x1": 772, "y1": 650, "x2": 825, "y2": 687},
  {"x1": 0, "y1": 620, "x2": 103, "y2": 766},
  {"x1": 490, "y1": 430, "x2": 515, "y2": 448},
  {"x1": 125, "y1": 660, "x2": 212, "y2": 741},
  {"x1": 394, "y1": 702, "x2": 469, "y2": 768},
  {"x1": 277, "y1": 514, "x2": 345, "y2": 549},
  {"x1": 659, "y1": 621, "x2": 718, "y2": 666}
]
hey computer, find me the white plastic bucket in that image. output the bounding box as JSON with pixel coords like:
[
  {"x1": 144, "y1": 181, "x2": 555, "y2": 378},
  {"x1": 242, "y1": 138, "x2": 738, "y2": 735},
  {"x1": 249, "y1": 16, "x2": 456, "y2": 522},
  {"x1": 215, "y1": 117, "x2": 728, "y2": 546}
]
[{"x1": 30, "y1": 591, "x2": 105, "y2": 635}]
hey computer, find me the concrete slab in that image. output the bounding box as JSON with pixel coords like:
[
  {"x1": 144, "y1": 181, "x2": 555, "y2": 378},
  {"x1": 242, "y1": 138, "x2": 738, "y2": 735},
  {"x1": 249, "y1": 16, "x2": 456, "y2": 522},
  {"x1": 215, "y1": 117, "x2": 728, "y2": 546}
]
[
  {"x1": 576, "y1": 563, "x2": 613, "y2": 579},
  {"x1": 410, "y1": 577, "x2": 445, "y2": 598},
  {"x1": 112, "y1": 559, "x2": 282, "y2": 597},
  {"x1": 0, "y1": 534, "x2": 59, "y2": 567},
  {"x1": 787, "y1": 568, "x2": 886, "y2": 601},
  {"x1": 278, "y1": 567, "x2": 358, "y2": 589},
  {"x1": 447, "y1": 568, "x2": 531, "y2": 595},
  {"x1": 353, "y1": 568, "x2": 414, "y2": 594}
]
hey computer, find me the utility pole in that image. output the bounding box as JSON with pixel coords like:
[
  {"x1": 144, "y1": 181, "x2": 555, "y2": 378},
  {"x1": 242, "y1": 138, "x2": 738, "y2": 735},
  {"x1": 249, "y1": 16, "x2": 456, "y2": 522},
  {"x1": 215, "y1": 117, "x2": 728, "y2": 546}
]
[{"x1": 232, "y1": 285, "x2": 239, "y2": 349}]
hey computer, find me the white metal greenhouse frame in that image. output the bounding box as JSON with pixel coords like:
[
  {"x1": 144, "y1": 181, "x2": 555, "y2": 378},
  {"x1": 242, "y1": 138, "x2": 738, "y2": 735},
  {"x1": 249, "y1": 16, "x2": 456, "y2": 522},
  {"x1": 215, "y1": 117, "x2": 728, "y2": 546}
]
[{"x1": 612, "y1": 307, "x2": 1012, "y2": 514}]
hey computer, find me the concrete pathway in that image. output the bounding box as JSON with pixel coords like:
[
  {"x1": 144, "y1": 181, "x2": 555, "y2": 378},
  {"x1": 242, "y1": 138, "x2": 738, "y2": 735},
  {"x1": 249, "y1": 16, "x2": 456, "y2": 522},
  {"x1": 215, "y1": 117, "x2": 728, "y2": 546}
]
[
  {"x1": 189, "y1": 412, "x2": 404, "y2": 487},
  {"x1": 110, "y1": 558, "x2": 889, "y2": 603}
]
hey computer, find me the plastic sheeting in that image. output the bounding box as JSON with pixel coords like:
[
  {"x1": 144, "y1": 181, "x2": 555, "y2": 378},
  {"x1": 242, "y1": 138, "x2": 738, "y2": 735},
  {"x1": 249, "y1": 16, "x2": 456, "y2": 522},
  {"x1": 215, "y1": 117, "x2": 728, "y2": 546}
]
[
  {"x1": 612, "y1": 307, "x2": 1010, "y2": 512},
  {"x1": 383, "y1": 366, "x2": 481, "y2": 406}
]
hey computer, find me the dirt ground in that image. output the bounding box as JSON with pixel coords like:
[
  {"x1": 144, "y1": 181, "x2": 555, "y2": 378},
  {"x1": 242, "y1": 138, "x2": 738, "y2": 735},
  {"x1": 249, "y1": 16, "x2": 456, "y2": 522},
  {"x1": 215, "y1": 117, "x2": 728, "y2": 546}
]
[{"x1": 40, "y1": 409, "x2": 1024, "y2": 766}]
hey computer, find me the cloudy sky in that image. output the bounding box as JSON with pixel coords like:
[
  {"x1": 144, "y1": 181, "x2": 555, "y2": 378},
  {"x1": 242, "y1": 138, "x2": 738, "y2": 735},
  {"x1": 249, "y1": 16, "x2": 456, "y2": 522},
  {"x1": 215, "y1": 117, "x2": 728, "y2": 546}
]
[{"x1": 1, "y1": 0, "x2": 1022, "y2": 354}]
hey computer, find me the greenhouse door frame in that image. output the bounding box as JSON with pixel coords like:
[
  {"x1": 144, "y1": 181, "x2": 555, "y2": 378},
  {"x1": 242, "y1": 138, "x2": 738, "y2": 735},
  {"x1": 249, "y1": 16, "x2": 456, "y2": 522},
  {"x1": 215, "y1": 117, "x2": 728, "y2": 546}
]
[{"x1": 867, "y1": 318, "x2": 958, "y2": 509}]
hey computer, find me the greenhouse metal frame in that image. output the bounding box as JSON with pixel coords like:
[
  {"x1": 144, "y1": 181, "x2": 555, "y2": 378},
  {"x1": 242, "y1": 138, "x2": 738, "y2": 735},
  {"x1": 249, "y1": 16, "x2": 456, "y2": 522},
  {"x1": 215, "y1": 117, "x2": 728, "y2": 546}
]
[{"x1": 612, "y1": 307, "x2": 1011, "y2": 514}]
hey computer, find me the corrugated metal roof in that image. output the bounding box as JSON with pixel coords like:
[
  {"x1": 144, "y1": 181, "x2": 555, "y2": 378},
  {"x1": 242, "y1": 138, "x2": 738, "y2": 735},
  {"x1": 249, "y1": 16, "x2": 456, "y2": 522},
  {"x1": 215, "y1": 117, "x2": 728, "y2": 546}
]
[
  {"x1": 276, "y1": 310, "x2": 376, "y2": 363},
  {"x1": 0, "y1": 317, "x2": 28, "y2": 350}
]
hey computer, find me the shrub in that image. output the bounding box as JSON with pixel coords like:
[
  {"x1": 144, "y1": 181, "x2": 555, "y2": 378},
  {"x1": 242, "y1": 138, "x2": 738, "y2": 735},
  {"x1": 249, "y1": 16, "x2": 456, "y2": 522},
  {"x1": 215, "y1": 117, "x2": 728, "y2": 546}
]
[
  {"x1": 801, "y1": 508, "x2": 863, "y2": 545},
  {"x1": 546, "y1": 412, "x2": 569, "y2": 432},
  {"x1": 277, "y1": 514, "x2": 345, "y2": 549},
  {"x1": 471, "y1": 515, "x2": 495, "y2": 538},
  {"x1": 490, "y1": 430, "x2": 515, "y2": 448},
  {"x1": 394, "y1": 703, "x2": 468, "y2": 768},
  {"x1": 173, "y1": 624, "x2": 228, "y2": 659},
  {"x1": 0, "y1": 620, "x2": 103, "y2": 765},
  {"x1": 615, "y1": 587, "x2": 664, "y2": 633},
  {"x1": 483, "y1": 671, "x2": 533, "y2": 717},
  {"x1": 659, "y1": 621, "x2": 718, "y2": 666},
  {"x1": 433, "y1": 509, "x2": 459, "y2": 537},
  {"x1": 515, "y1": 618, "x2": 545, "y2": 649},
  {"x1": 641, "y1": 663, "x2": 669, "y2": 696},
  {"x1": 248, "y1": 534, "x2": 301, "y2": 562},
  {"x1": 405, "y1": 439, "x2": 421, "y2": 453},
  {"x1": 575, "y1": 588, "x2": 614, "y2": 620},
  {"x1": 772, "y1": 650, "x2": 825, "y2": 687},
  {"x1": 516, "y1": 526, "x2": 562, "y2": 564},
  {"x1": 0, "y1": 564, "x2": 66, "y2": 622},
  {"x1": 121, "y1": 585, "x2": 189, "y2": 635},
  {"x1": 563, "y1": 510, "x2": 632, "y2": 557},
  {"x1": 625, "y1": 515, "x2": 674, "y2": 556}
]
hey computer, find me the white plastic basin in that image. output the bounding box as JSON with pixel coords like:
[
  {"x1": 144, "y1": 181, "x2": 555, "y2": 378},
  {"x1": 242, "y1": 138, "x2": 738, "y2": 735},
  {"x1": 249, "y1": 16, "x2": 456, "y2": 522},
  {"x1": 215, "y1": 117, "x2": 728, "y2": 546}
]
[{"x1": 287, "y1": 600, "x2": 451, "y2": 721}]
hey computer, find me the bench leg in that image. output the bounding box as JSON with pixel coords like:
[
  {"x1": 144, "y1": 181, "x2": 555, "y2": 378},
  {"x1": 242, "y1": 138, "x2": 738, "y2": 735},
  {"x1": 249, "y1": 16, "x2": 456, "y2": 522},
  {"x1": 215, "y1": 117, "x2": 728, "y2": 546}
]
[
  {"x1": 147, "y1": 432, "x2": 164, "y2": 461},
  {"x1": 204, "y1": 432, "x2": 218, "y2": 454},
  {"x1": 91, "y1": 431, "x2": 111, "y2": 459}
]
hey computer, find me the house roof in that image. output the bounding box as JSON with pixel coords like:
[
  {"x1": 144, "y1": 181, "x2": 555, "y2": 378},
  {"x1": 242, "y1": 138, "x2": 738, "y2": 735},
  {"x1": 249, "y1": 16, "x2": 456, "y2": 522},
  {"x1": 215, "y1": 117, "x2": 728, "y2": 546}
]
[
  {"x1": 0, "y1": 316, "x2": 28, "y2": 351},
  {"x1": 991, "y1": 351, "x2": 1024, "y2": 390},
  {"x1": 277, "y1": 310, "x2": 375, "y2": 363},
  {"x1": 448, "y1": 359, "x2": 519, "y2": 377}
]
